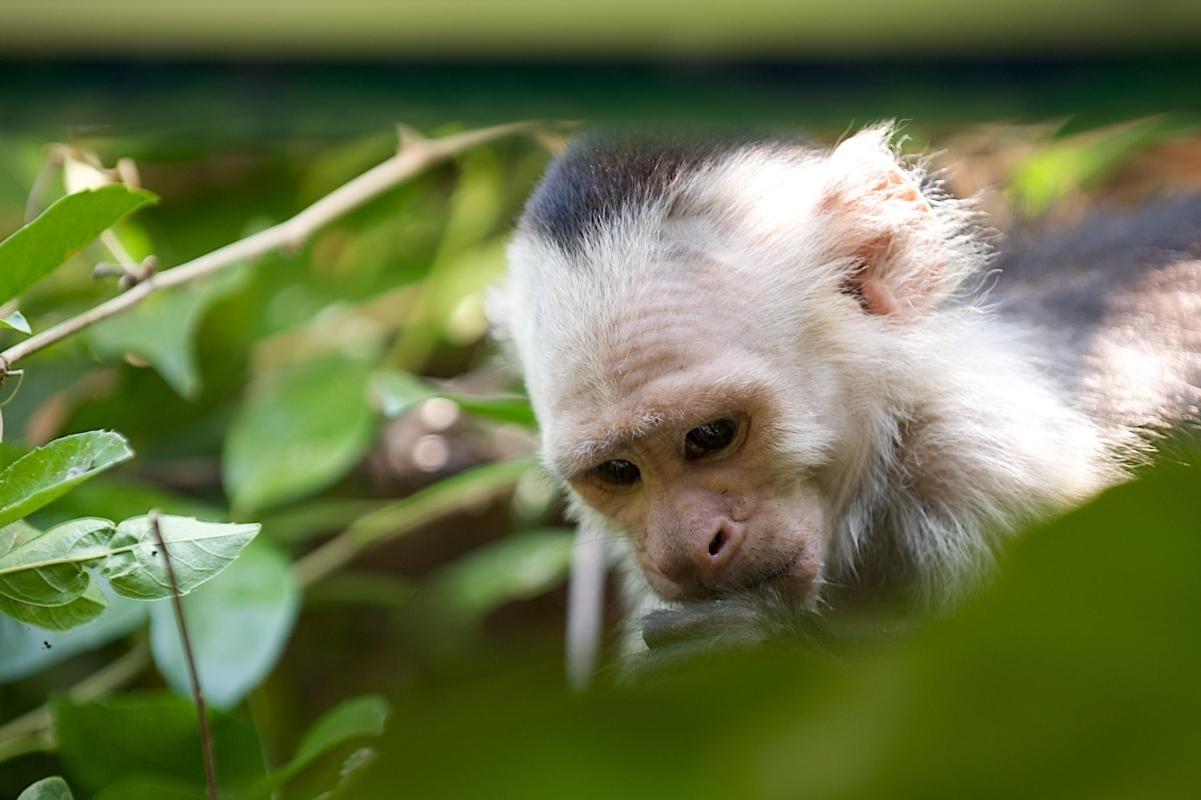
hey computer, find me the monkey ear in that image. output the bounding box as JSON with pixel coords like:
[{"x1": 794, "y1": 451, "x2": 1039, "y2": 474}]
[{"x1": 818, "y1": 126, "x2": 951, "y2": 317}]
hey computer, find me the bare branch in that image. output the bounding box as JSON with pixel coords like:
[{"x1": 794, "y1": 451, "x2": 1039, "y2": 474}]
[
  {"x1": 149, "y1": 510, "x2": 218, "y2": 800},
  {"x1": 0, "y1": 120, "x2": 539, "y2": 371}
]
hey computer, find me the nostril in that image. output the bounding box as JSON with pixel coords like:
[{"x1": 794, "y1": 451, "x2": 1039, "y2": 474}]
[{"x1": 708, "y1": 528, "x2": 727, "y2": 557}]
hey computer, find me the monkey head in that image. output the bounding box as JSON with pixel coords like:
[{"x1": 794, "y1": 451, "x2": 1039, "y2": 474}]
[{"x1": 492, "y1": 126, "x2": 989, "y2": 605}]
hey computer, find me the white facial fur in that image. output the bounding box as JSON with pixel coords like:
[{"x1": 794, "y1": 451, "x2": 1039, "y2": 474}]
[{"x1": 492, "y1": 125, "x2": 1122, "y2": 610}]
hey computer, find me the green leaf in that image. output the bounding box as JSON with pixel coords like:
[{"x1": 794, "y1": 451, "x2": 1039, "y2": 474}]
[
  {"x1": 432, "y1": 529, "x2": 574, "y2": 623},
  {"x1": 88, "y1": 268, "x2": 244, "y2": 399},
  {"x1": 92, "y1": 776, "x2": 206, "y2": 800},
  {"x1": 52, "y1": 693, "x2": 265, "y2": 795},
  {"x1": 375, "y1": 369, "x2": 536, "y2": 428},
  {"x1": 0, "y1": 431, "x2": 134, "y2": 529},
  {"x1": 267, "y1": 695, "x2": 391, "y2": 785},
  {"x1": 0, "y1": 578, "x2": 108, "y2": 631},
  {"x1": 224, "y1": 355, "x2": 377, "y2": 514},
  {"x1": 0, "y1": 184, "x2": 157, "y2": 306},
  {"x1": 150, "y1": 541, "x2": 300, "y2": 709},
  {"x1": 0, "y1": 514, "x2": 257, "y2": 631},
  {"x1": 0, "y1": 579, "x2": 148, "y2": 683},
  {"x1": 99, "y1": 515, "x2": 261, "y2": 600},
  {"x1": 16, "y1": 776, "x2": 74, "y2": 800},
  {"x1": 0, "y1": 518, "x2": 113, "y2": 606},
  {"x1": 1, "y1": 309, "x2": 31, "y2": 335}
]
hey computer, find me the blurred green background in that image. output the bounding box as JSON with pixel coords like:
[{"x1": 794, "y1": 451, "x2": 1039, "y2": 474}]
[{"x1": 1, "y1": 2, "x2": 1200, "y2": 798}]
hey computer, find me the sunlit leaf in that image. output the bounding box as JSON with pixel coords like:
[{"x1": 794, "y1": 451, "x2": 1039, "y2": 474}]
[
  {"x1": 53, "y1": 693, "x2": 265, "y2": 795},
  {"x1": 0, "y1": 184, "x2": 157, "y2": 305},
  {"x1": 1010, "y1": 118, "x2": 1182, "y2": 214},
  {"x1": 99, "y1": 515, "x2": 260, "y2": 600},
  {"x1": 224, "y1": 355, "x2": 377, "y2": 514},
  {"x1": 88, "y1": 268, "x2": 245, "y2": 399},
  {"x1": 16, "y1": 776, "x2": 74, "y2": 800},
  {"x1": 0, "y1": 431, "x2": 134, "y2": 528},
  {"x1": 1, "y1": 309, "x2": 31, "y2": 335},
  {"x1": 150, "y1": 541, "x2": 300, "y2": 709},
  {"x1": 375, "y1": 369, "x2": 536, "y2": 428}
]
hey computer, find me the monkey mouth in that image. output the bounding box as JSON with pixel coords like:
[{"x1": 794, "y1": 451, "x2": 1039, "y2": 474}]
[{"x1": 760, "y1": 550, "x2": 813, "y2": 596}]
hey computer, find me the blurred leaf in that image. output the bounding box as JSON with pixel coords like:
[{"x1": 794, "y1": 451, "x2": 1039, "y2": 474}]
[
  {"x1": 375, "y1": 369, "x2": 536, "y2": 428},
  {"x1": 98, "y1": 515, "x2": 260, "y2": 600},
  {"x1": 92, "y1": 776, "x2": 206, "y2": 800},
  {"x1": 16, "y1": 776, "x2": 74, "y2": 800},
  {"x1": 331, "y1": 458, "x2": 536, "y2": 550},
  {"x1": 258, "y1": 498, "x2": 385, "y2": 544},
  {"x1": 432, "y1": 529, "x2": 574, "y2": 624},
  {"x1": 0, "y1": 579, "x2": 148, "y2": 683},
  {"x1": 0, "y1": 185, "x2": 157, "y2": 305},
  {"x1": 224, "y1": 355, "x2": 377, "y2": 514},
  {"x1": 304, "y1": 572, "x2": 414, "y2": 609},
  {"x1": 265, "y1": 695, "x2": 390, "y2": 786},
  {"x1": 42, "y1": 476, "x2": 221, "y2": 528},
  {"x1": 1, "y1": 309, "x2": 31, "y2": 335},
  {"x1": 53, "y1": 693, "x2": 265, "y2": 796},
  {"x1": 387, "y1": 147, "x2": 508, "y2": 370},
  {"x1": 346, "y1": 456, "x2": 1201, "y2": 800},
  {"x1": 0, "y1": 578, "x2": 107, "y2": 631},
  {"x1": 88, "y1": 268, "x2": 245, "y2": 399},
  {"x1": 0, "y1": 431, "x2": 134, "y2": 528},
  {"x1": 150, "y1": 541, "x2": 300, "y2": 709},
  {"x1": 1010, "y1": 118, "x2": 1190, "y2": 213}
]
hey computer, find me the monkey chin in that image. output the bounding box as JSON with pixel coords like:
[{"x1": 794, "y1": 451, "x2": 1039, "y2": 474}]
[{"x1": 760, "y1": 543, "x2": 826, "y2": 610}]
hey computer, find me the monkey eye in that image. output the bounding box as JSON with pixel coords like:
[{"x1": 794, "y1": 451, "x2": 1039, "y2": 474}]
[
  {"x1": 685, "y1": 418, "x2": 738, "y2": 458},
  {"x1": 592, "y1": 459, "x2": 641, "y2": 487}
]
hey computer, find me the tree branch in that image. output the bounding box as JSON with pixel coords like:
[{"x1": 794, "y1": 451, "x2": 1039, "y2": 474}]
[{"x1": 0, "y1": 120, "x2": 539, "y2": 371}]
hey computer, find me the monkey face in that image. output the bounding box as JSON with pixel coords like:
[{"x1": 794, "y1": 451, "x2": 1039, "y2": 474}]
[{"x1": 548, "y1": 336, "x2": 847, "y2": 605}]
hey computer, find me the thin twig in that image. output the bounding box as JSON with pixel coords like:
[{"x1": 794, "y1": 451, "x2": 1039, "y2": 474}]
[
  {"x1": 149, "y1": 510, "x2": 218, "y2": 800},
  {"x1": 291, "y1": 458, "x2": 533, "y2": 586},
  {"x1": 0, "y1": 120, "x2": 539, "y2": 371}
]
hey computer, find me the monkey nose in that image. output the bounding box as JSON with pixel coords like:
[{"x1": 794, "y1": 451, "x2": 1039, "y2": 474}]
[{"x1": 657, "y1": 523, "x2": 744, "y2": 588}]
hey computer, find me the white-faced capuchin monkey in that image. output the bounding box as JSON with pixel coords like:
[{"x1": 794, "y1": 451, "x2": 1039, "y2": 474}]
[{"x1": 489, "y1": 125, "x2": 1201, "y2": 674}]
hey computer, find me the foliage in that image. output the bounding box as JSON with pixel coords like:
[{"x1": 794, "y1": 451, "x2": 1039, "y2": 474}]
[
  {"x1": 0, "y1": 185, "x2": 155, "y2": 306},
  {"x1": 0, "y1": 121, "x2": 553, "y2": 798},
  {"x1": 0, "y1": 112, "x2": 1197, "y2": 800}
]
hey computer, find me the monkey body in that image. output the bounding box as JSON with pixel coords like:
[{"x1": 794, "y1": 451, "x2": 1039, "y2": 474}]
[{"x1": 493, "y1": 127, "x2": 1201, "y2": 658}]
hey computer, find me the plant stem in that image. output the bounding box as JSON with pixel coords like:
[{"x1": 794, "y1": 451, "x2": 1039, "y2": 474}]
[
  {"x1": 0, "y1": 120, "x2": 538, "y2": 372},
  {"x1": 149, "y1": 511, "x2": 219, "y2": 800}
]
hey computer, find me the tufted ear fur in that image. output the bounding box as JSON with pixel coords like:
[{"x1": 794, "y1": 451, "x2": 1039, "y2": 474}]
[{"x1": 818, "y1": 126, "x2": 976, "y2": 317}]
